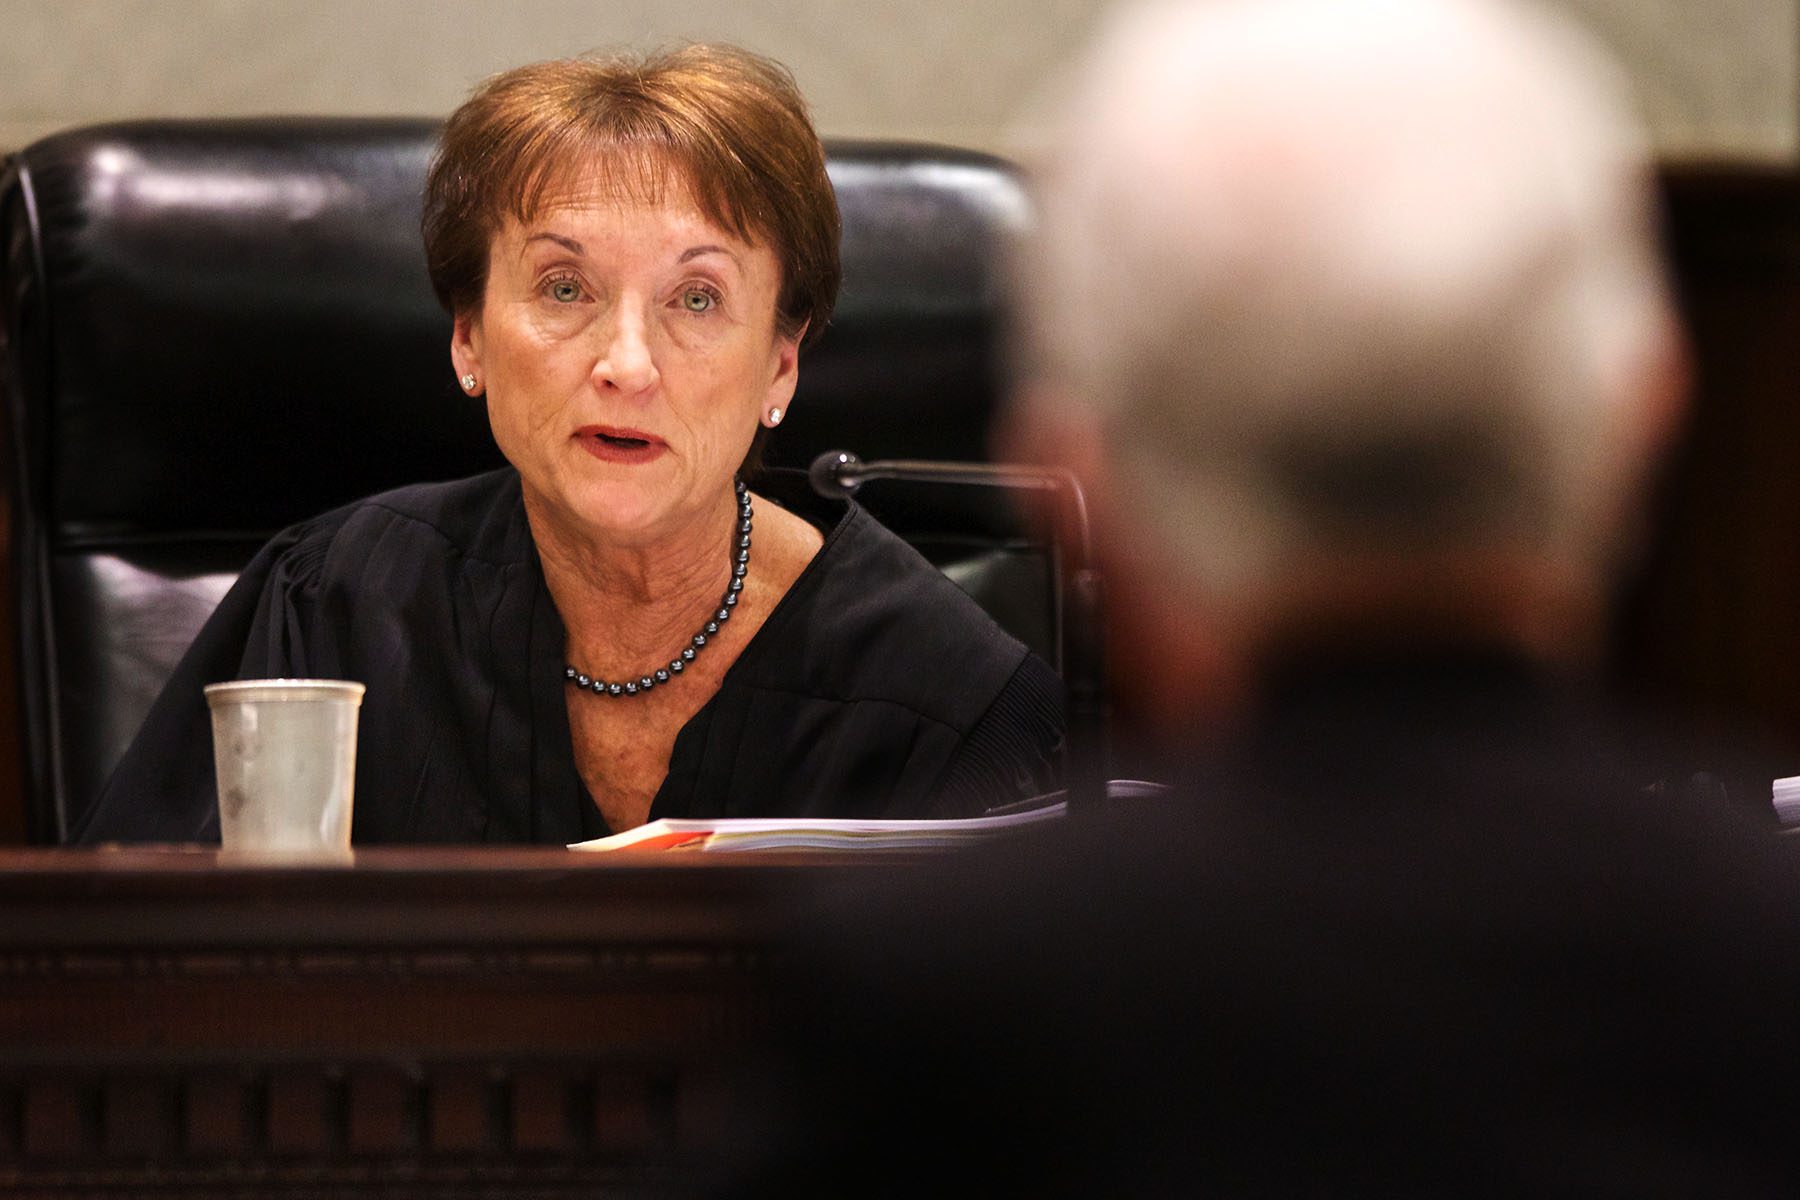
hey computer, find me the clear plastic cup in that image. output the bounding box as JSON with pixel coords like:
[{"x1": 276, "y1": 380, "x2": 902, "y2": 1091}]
[{"x1": 205, "y1": 679, "x2": 365, "y2": 855}]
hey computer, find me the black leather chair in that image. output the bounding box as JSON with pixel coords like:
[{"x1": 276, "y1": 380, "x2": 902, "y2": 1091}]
[{"x1": 1, "y1": 119, "x2": 1049, "y2": 844}]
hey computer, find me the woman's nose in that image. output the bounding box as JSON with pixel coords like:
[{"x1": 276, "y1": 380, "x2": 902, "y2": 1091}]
[{"x1": 592, "y1": 308, "x2": 659, "y2": 395}]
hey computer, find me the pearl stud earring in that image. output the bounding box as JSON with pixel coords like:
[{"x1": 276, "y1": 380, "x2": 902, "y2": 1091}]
[
  {"x1": 461, "y1": 374, "x2": 478, "y2": 393},
  {"x1": 767, "y1": 406, "x2": 784, "y2": 426}
]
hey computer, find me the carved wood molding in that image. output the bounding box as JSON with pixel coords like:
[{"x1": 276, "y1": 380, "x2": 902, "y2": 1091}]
[
  {"x1": 0, "y1": 943, "x2": 769, "y2": 980},
  {"x1": 0, "y1": 1057, "x2": 752, "y2": 1178},
  {"x1": 0, "y1": 851, "x2": 859, "y2": 1191}
]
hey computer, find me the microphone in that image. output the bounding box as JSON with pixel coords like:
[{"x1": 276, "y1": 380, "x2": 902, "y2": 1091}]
[
  {"x1": 807, "y1": 449, "x2": 864, "y2": 500},
  {"x1": 808, "y1": 449, "x2": 1109, "y2": 812}
]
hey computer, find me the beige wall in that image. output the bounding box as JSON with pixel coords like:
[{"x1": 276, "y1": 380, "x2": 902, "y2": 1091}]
[
  {"x1": 0, "y1": 0, "x2": 1794, "y2": 162},
  {"x1": 1563, "y1": 0, "x2": 1797, "y2": 162}
]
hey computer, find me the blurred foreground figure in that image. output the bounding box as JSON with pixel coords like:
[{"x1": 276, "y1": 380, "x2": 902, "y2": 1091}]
[
  {"x1": 1018, "y1": 0, "x2": 1682, "y2": 732},
  {"x1": 728, "y1": 0, "x2": 1800, "y2": 1194}
]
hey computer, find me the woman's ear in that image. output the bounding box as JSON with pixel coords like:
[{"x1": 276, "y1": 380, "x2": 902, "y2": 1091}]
[
  {"x1": 763, "y1": 322, "x2": 804, "y2": 420},
  {"x1": 451, "y1": 310, "x2": 484, "y2": 386}
]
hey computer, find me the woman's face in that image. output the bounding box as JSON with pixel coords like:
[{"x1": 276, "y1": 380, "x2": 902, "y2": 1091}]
[{"x1": 452, "y1": 169, "x2": 799, "y2": 549}]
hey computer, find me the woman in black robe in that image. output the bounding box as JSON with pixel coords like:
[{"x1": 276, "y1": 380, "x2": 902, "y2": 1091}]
[{"x1": 79, "y1": 46, "x2": 1061, "y2": 844}]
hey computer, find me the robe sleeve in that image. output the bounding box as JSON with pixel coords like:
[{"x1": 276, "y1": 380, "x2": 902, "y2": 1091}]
[
  {"x1": 929, "y1": 650, "x2": 1066, "y2": 817},
  {"x1": 72, "y1": 521, "x2": 335, "y2": 844}
]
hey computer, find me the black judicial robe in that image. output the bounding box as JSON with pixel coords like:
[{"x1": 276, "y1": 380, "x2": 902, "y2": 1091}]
[{"x1": 77, "y1": 469, "x2": 1063, "y2": 844}]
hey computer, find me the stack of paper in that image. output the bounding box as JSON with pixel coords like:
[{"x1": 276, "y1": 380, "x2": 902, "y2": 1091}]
[
  {"x1": 569, "y1": 801, "x2": 1068, "y2": 853},
  {"x1": 1773, "y1": 775, "x2": 1800, "y2": 827}
]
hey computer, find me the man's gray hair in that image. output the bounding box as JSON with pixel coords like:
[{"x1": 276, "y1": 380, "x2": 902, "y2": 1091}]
[{"x1": 1015, "y1": 0, "x2": 1674, "y2": 610}]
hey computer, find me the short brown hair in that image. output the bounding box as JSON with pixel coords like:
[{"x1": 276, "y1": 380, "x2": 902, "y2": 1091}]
[{"x1": 423, "y1": 44, "x2": 840, "y2": 348}]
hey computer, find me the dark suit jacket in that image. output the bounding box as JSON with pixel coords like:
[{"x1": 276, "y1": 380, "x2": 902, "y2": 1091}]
[{"x1": 735, "y1": 646, "x2": 1800, "y2": 1196}]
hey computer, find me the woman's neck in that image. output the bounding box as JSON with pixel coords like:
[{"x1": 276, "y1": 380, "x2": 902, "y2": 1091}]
[{"x1": 527, "y1": 484, "x2": 739, "y2": 672}]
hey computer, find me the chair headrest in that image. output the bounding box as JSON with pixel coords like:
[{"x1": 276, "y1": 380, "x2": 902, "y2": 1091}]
[{"x1": 3, "y1": 119, "x2": 1031, "y2": 545}]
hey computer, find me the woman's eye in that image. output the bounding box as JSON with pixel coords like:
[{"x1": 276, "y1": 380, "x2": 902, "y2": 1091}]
[
  {"x1": 548, "y1": 279, "x2": 582, "y2": 303},
  {"x1": 681, "y1": 288, "x2": 716, "y2": 313}
]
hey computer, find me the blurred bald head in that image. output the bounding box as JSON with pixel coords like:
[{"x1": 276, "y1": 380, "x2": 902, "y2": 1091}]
[{"x1": 1013, "y1": 0, "x2": 1681, "y2": 676}]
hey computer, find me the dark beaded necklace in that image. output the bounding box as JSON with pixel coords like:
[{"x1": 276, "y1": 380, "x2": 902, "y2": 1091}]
[{"x1": 564, "y1": 478, "x2": 751, "y2": 698}]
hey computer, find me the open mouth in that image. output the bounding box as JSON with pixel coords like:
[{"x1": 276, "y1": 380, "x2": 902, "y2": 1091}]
[{"x1": 577, "y1": 425, "x2": 665, "y2": 463}]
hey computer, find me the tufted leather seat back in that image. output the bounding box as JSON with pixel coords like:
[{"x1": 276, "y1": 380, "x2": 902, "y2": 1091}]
[{"x1": 1, "y1": 119, "x2": 1045, "y2": 842}]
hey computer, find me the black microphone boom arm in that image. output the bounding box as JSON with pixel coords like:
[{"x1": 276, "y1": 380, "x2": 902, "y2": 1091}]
[{"x1": 807, "y1": 451, "x2": 1096, "y2": 571}]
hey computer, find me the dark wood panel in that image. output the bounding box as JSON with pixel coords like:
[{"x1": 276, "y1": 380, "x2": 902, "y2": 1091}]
[
  {"x1": 1611, "y1": 166, "x2": 1800, "y2": 767},
  {"x1": 0, "y1": 848, "x2": 876, "y2": 1194}
]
